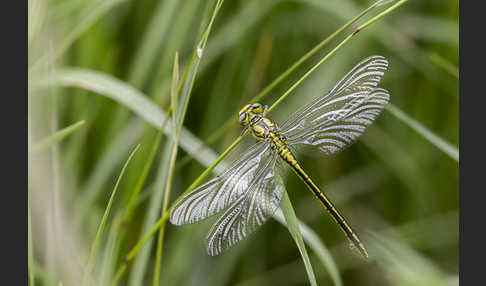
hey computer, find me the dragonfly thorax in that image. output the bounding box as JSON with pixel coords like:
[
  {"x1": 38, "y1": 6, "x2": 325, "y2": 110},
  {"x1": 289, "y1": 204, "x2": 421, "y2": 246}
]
[{"x1": 238, "y1": 103, "x2": 289, "y2": 147}]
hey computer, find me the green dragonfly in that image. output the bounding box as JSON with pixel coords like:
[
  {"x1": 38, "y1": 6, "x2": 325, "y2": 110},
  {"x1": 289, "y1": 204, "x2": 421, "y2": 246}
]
[{"x1": 170, "y1": 55, "x2": 390, "y2": 258}]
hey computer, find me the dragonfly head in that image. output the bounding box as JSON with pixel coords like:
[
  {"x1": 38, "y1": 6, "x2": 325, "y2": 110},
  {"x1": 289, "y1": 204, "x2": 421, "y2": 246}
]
[{"x1": 238, "y1": 103, "x2": 266, "y2": 127}]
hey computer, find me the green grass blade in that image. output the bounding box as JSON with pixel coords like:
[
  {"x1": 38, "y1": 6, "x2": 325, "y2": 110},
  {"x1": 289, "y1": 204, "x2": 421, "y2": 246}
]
[
  {"x1": 153, "y1": 52, "x2": 180, "y2": 286},
  {"x1": 386, "y1": 104, "x2": 459, "y2": 162},
  {"x1": 32, "y1": 69, "x2": 166, "y2": 127},
  {"x1": 76, "y1": 121, "x2": 143, "y2": 221},
  {"x1": 279, "y1": 191, "x2": 317, "y2": 286},
  {"x1": 99, "y1": 214, "x2": 123, "y2": 286},
  {"x1": 31, "y1": 120, "x2": 85, "y2": 152},
  {"x1": 81, "y1": 144, "x2": 140, "y2": 286},
  {"x1": 170, "y1": 53, "x2": 180, "y2": 134},
  {"x1": 273, "y1": 209, "x2": 343, "y2": 286},
  {"x1": 121, "y1": 112, "x2": 171, "y2": 225},
  {"x1": 127, "y1": 142, "x2": 173, "y2": 286},
  {"x1": 32, "y1": 68, "x2": 219, "y2": 170},
  {"x1": 429, "y1": 52, "x2": 459, "y2": 79}
]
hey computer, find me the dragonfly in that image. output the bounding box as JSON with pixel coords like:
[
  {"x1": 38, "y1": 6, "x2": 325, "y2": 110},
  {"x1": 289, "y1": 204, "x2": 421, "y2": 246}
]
[{"x1": 170, "y1": 55, "x2": 390, "y2": 258}]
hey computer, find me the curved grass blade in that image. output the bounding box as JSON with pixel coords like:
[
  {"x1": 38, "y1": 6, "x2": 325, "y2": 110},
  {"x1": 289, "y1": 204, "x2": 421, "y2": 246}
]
[
  {"x1": 30, "y1": 68, "x2": 221, "y2": 170},
  {"x1": 31, "y1": 120, "x2": 85, "y2": 152},
  {"x1": 280, "y1": 191, "x2": 317, "y2": 286},
  {"x1": 76, "y1": 121, "x2": 143, "y2": 221},
  {"x1": 81, "y1": 144, "x2": 140, "y2": 286}
]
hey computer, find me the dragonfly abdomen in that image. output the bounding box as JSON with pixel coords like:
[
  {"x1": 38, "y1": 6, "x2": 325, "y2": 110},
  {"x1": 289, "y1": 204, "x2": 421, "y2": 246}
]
[{"x1": 278, "y1": 147, "x2": 369, "y2": 258}]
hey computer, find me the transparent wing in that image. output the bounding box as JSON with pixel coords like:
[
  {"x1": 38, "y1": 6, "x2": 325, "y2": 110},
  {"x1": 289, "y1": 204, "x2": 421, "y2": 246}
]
[
  {"x1": 170, "y1": 139, "x2": 273, "y2": 226},
  {"x1": 206, "y1": 156, "x2": 286, "y2": 256},
  {"x1": 288, "y1": 88, "x2": 390, "y2": 154},
  {"x1": 281, "y1": 56, "x2": 389, "y2": 155}
]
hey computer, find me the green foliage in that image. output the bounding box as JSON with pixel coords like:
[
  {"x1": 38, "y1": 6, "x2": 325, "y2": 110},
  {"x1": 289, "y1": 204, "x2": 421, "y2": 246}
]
[{"x1": 28, "y1": 0, "x2": 458, "y2": 285}]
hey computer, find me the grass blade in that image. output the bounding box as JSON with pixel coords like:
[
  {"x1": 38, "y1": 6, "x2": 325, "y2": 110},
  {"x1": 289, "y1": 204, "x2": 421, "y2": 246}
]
[
  {"x1": 121, "y1": 113, "x2": 171, "y2": 225},
  {"x1": 76, "y1": 121, "x2": 143, "y2": 221},
  {"x1": 99, "y1": 214, "x2": 123, "y2": 286},
  {"x1": 279, "y1": 191, "x2": 317, "y2": 286},
  {"x1": 429, "y1": 52, "x2": 459, "y2": 79},
  {"x1": 31, "y1": 68, "x2": 222, "y2": 168},
  {"x1": 81, "y1": 144, "x2": 140, "y2": 286},
  {"x1": 273, "y1": 209, "x2": 343, "y2": 286},
  {"x1": 386, "y1": 104, "x2": 458, "y2": 162},
  {"x1": 153, "y1": 52, "x2": 180, "y2": 286},
  {"x1": 31, "y1": 120, "x2": 85, "y2": 152}
]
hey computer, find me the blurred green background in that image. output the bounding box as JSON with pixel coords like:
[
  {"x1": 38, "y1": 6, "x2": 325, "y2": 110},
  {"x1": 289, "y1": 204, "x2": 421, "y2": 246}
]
[{"x1": 28, "y1": 0, "x2": 458, "y2": 285}]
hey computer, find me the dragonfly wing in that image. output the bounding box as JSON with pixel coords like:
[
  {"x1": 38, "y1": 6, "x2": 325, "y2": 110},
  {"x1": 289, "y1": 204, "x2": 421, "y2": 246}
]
[
  {"x1": 281, "y1": 56, "x2": 389, "y2": 155},
  {"x1": 281, "y1": 56, "x2": 388, "y2": 133},
  {"x1": 206, "y1": 155, "x2": 285, "y2": 256},
  {"x1": 289, "y1": 88, "x2": 389, "y2": 155},
  {"x1": 170, "y1": 140, "x2": 272, "y2": 226}
]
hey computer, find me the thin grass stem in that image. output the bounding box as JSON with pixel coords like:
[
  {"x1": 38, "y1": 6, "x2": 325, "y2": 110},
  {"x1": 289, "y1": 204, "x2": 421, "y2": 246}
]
[
  {"x1": 121, "y1": 110, "x2": 171, "y2": 225},
  {"x1": 31, "y1": 120, "x2": 85, "y2": 152},
  {"x1": 153, "y1": 52, "x2": 180, "y2": 286},
  {"x1": 81, "y1": 144, "x2": 140, "y2": 286}
]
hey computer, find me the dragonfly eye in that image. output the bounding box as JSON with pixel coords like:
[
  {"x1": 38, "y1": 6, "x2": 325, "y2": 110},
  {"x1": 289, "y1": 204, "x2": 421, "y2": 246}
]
[{"x1": 239, "y1": 113, "x2": 248, "y2": 126}]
